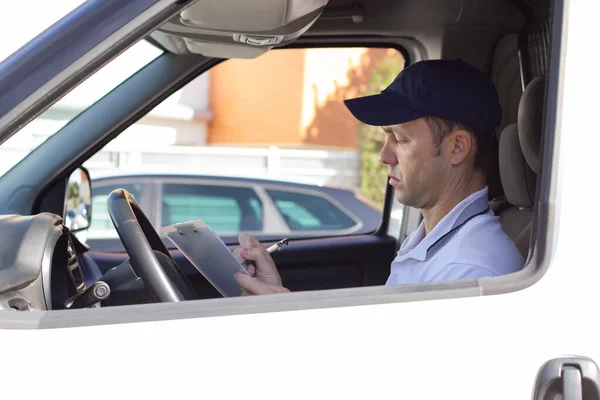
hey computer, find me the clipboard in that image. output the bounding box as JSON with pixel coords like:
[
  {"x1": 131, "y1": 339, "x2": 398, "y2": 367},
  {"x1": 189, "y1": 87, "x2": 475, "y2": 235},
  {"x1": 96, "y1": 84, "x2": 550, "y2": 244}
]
[{"x1": 161, "y1": 219, "x2": 249, "y2": 297}]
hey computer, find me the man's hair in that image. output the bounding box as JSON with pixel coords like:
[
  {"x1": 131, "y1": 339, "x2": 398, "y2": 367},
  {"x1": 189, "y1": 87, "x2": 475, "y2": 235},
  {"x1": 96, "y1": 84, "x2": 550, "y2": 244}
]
[{"x1": 423, "y1": 115, "x2": 496, "y2": 172}]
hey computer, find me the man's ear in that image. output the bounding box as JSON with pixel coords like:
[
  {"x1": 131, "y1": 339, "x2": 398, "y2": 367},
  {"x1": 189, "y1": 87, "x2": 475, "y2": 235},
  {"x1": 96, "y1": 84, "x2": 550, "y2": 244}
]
[{"x1": 446, "y1": 129, "x2": 473, "y2": 166}]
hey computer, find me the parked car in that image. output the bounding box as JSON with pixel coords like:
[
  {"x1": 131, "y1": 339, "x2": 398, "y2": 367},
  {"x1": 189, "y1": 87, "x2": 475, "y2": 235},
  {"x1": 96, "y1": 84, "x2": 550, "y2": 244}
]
[{"x1": 87, "y1": 174, "x2": 383, "y2": 241}]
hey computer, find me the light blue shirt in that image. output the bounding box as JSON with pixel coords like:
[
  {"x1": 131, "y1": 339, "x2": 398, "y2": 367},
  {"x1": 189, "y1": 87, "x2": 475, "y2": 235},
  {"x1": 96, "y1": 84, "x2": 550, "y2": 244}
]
[{"x1": 386, "y1": 187, "x2": 525, "y2": 285}]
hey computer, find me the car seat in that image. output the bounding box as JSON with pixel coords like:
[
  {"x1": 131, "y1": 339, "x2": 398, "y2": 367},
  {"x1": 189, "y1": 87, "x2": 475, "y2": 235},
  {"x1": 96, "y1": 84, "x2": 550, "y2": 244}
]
[{"x1": 498, "y1": 77, "x2": 545, "y2": 258}]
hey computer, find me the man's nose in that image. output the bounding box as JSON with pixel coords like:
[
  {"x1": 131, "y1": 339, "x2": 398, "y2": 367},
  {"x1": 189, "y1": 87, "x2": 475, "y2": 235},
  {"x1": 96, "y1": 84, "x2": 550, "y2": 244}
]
[{"x1": 379, "y1": 142, "x2": 397, "y2": 166}]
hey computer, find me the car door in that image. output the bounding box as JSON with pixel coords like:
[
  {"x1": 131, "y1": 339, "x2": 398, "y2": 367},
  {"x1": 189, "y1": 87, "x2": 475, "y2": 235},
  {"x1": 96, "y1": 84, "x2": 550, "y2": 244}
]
[
  {"x1": 261, "y1": 186, "x2": 365, "y2": 235},
  {"x1": 158, "y1": 179, "x2": 264, "y2": 235}
]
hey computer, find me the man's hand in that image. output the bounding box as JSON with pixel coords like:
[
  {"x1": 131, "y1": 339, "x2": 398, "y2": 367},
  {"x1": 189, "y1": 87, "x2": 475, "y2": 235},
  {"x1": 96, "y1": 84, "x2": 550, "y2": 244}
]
[{"x1": 233, "y1": 234, "x2": 290, "y2": 295}]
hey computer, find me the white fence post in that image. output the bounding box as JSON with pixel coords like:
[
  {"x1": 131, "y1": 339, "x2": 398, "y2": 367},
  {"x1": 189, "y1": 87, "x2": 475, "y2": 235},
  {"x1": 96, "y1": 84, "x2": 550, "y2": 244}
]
[{"x1": 267, "y1": 145, "x2": 281, "y2": 179}]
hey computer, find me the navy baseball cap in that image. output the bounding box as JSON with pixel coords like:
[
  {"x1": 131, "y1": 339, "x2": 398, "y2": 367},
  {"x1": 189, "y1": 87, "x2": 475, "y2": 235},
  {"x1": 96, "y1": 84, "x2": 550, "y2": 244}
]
[{"x1": 343, "y1": 58, "x2": 502, "y2": 134}]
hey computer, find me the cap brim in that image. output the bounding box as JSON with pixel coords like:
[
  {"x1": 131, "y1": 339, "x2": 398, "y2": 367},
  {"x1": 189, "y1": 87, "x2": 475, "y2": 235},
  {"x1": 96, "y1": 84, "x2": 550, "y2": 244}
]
[{"x1": 343, "y1": 94, "x2": 424, "y2": 126}]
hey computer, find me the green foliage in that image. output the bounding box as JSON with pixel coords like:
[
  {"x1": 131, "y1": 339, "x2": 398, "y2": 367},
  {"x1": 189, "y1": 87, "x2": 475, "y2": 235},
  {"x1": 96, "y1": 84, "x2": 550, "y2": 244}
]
[
  {"x1": 66, "y1": 182, "x2": 80, "y2": 209},
  {"x1": 67, "y1": 182, "x2": 79, "y2": 199},
  {"x1": 358, "y1": 53, "x2": 404, "y2": 209}
]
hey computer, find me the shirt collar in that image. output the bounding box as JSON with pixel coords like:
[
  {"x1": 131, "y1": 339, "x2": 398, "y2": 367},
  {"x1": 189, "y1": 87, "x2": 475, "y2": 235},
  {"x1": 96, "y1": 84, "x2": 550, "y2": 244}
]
[{"x1": 399, "y1": 186, "x2": 490, "y2": 262}]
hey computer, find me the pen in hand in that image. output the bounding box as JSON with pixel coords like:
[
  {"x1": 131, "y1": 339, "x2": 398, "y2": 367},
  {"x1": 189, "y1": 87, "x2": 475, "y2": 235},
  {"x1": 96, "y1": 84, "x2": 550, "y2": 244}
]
[{"x1": 242, "y1": 238, "x2": 289, "y2": 268}]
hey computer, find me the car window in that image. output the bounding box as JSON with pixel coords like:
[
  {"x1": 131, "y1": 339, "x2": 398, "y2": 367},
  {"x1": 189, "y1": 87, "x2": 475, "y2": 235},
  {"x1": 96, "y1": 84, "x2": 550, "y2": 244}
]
[
  {"x1": 88, "y1": 183, "x2": 145, "y2": 239},
  {"x1": 161, "y1": 184, "x2": 263, "y2": 234},
  {"x1": 266, "y1": 189, "x2": 357, "y2": 231},
  {"x1": 84, "y1": 46, "x2": 403, "y2": 242}
]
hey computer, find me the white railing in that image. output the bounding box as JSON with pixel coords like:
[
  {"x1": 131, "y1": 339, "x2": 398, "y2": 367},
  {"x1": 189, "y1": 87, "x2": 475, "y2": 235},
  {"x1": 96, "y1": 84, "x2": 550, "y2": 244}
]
[
  {"x1": 86, "y1": 145, "x2": 362, "y2": 188},
  {"x1": 0, "y1": 143, "x2": 362, "y2": 189}
]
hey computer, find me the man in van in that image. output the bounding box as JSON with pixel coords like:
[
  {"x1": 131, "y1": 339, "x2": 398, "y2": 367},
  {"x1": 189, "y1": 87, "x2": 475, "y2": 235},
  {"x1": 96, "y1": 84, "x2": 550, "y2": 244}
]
[{"x1": 234, "y1": 58, "x2": 525, "y2": 295}]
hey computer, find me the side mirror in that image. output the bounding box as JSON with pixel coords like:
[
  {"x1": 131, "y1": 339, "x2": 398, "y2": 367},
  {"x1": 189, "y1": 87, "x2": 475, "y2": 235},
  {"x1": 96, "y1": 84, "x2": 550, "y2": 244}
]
[{"x1": 64, "y1": 167, "x2": 92, "y2": 233}]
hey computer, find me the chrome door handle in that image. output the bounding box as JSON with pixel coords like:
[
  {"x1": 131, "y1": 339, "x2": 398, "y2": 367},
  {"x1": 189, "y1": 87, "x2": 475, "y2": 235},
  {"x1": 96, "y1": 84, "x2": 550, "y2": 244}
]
[{"x1": 533, "y1": 356, "x2": 600, "y2": 400}]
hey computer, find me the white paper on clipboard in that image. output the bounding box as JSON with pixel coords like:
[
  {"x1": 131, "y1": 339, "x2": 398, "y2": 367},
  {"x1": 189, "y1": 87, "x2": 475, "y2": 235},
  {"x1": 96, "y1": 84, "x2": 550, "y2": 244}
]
[{"x1": 161, "y1": 219, "x2": 249, "y2": 297}]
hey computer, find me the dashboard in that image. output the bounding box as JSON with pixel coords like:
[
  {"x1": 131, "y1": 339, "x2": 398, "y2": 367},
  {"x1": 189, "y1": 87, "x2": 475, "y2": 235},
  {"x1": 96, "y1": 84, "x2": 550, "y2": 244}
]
[
  {"x1": 0, "y1": 213, "x2": 92, "y2": 311},
  {"x1": 0, "y1": 211, "x2": 189, "y2": 311}
]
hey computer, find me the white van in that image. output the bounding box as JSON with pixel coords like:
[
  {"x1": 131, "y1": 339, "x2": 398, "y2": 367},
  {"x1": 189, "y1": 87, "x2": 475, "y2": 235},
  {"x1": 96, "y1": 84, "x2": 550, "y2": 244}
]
[{"x1": 0, "y1": 0, "x2": 592, "y2": 399}]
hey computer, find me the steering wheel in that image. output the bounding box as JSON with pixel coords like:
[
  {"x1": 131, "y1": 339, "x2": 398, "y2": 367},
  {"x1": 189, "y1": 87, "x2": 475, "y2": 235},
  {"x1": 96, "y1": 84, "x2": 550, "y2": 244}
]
[{"x1": 107, "y1": 188, "x2": 196, "y2": 302}]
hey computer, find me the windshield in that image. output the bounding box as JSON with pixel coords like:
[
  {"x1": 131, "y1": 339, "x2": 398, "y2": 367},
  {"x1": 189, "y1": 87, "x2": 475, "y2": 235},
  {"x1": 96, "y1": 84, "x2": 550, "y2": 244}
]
[
  {"x1": 0, "y1": 1, "x2": 87, "y2": 62},
  {"x1": 0, "y1": 1, "x2": 163, "y2": 177}
]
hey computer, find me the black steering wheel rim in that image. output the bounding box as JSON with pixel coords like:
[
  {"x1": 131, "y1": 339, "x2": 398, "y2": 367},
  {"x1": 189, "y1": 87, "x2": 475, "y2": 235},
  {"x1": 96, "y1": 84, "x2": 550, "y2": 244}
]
[{"x1": 107, "y1": 188, "x2": 195, "y2": 303}]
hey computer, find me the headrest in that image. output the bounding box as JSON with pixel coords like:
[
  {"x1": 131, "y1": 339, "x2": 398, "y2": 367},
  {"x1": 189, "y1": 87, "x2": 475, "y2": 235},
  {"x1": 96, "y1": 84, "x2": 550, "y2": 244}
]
[
  {"x1": 499, "y1": 124, "x2": 536, "y2": 207},
  {"x1": 518, "y1": 77, "x2": 545, "y2": 173}
]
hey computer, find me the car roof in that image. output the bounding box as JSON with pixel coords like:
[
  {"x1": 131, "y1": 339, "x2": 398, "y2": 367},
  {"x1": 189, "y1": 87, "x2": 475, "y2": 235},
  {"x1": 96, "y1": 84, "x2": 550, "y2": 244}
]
[{"x1": 92, "y1": 173, "x2": 358, "y2": 195}]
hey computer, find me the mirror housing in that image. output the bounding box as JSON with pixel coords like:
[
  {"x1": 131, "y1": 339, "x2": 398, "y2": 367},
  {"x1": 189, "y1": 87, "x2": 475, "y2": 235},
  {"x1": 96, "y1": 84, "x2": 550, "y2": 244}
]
[{"x1": 64, "y1": 167, "x2": 92, "y2": 233}]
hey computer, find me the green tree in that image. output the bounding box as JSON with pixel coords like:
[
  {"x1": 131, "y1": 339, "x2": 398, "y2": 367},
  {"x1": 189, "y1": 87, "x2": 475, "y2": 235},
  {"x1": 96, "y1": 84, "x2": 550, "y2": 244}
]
[
  {"x1": 358, "y1": 53, "x2": 404, "y2": 208},
  {"x1": 66, "y1": 182, "x2": 80, "y2": 209}
]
